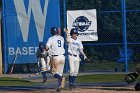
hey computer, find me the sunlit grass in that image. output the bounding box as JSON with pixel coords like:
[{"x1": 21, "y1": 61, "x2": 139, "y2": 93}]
[
  {"x1": 77, "y1": 74, "x2": 140, "y2": 83},
  {"x1": 0, "y1": 77, "x2": 36, "y2": 86}
]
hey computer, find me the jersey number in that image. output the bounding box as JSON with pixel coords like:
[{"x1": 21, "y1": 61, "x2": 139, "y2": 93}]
[{"x1": 57, "y1": 40, "x2": 61, "y2": 47}]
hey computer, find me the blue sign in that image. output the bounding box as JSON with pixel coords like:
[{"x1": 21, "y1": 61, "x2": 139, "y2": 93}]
[{"x1": 2, "y1": 0, "x2": 61, "y2": 65}]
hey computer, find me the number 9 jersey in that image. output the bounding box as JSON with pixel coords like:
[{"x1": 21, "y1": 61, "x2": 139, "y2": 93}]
[{"x1": 46, "y1": 35, "x2": 65, "y2": 56}]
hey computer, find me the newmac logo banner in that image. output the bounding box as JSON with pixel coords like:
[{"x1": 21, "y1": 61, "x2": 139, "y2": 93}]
[
  {"x1": 3, "y1": 0, "x2": 61, "y2": 64},
  {"x1": 67, "y1": 9, "x2": 98, "y2": 41}
]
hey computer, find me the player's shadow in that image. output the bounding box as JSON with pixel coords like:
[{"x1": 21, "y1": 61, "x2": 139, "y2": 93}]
[{"x1": 94, "y1": 87, "x2": 134, "y2": 91}]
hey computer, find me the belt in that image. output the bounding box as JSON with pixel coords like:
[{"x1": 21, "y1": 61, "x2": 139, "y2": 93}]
[
  {"x1": 52, "y1": 54, "x2": 65, "y2": 57},
  {"x1": 69, "y1": 53, "x2": 78, "y2": 57},
  {"x1": 52, "y1": 55, "x2": 59, "y2": 56}
]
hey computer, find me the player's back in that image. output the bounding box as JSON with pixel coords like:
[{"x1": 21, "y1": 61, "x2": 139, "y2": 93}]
[{"x1": 47, "y1": 35, "x2": 65, "y2": 55}]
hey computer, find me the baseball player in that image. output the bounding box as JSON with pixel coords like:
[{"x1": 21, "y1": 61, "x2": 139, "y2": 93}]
[
  {"x1": 125, "y1": 64, "x2": 140, "y2": 91},
  {"x1": 36, "y1": 42, "x2": 50, "y2": 83},
  {"x1": 46, "y1": 27, "x2": 65, "y2": 92},
  {"x1": 65, "y1": 28, "x2": 88, "y2": 89}
]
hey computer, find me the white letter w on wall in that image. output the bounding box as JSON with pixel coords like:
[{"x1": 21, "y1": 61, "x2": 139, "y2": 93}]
[{"x1": 14, "y1": 0, "x2": 49, "y2": 42}]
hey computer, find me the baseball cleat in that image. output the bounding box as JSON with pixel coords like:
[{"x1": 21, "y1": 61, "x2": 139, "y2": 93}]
[
  {"x1": 43, "y1": 79, "x2": 47, "y2": 83},
  {"x1": 56, "y1": 86, "x2": 62, "y2": 92},
  {"x1": 69, "y1": 84, "x2": 73, "y2": 89},
  {"x1": 69, "y1": 83, "x2": 76, "y2": 90}
]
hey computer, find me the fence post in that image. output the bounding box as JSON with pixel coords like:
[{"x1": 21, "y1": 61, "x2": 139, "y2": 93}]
[
  {"x1": 0, "y1": 13, "x2": 2, "y2": 75},
  {"x1": 122, "y1": 0, "x2": 128, "y2": 72},
  {"x1": 2, "y1": 0, "x2": 8, "y2": 74},
  {"x1": 63, "y1": 0, "x2": 69, "y2": 73}
]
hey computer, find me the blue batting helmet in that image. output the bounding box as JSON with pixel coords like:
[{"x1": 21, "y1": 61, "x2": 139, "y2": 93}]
[
  {"x1": 51, "y1": 27, "x2": 58, "y2": 35},
  {"x1": 70, "y1": 28, "x2": 78, "y2": 36},
  {"x1": 39, "y1": 42, "x2": 46, "y2": 52}
]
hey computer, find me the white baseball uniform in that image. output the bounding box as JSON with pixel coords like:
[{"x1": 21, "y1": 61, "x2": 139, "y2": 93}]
[
  {"x1": 46, "y1": 35, "x2": 65, "y2": 76},
  {"x1": 36, "y1": 49, "x2": 50, "y2": 72},
  {"x1": 68, "y1": 37, "x2": 83, "y2": 76}
]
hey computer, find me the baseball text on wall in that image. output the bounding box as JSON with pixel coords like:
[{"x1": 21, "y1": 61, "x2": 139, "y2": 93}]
[{"x1": 2, "y1": 0, "x2": 61, "y2": 64}]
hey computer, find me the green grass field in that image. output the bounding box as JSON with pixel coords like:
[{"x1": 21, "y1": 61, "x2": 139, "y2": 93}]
[
  {"x1": 0, "y1": 77, "x2": 36, "y2": 86},
  {"x1": 0, "y1": 74, "x2": 139, "y2": 86},
  {"x1": 77, "y1": 74, "x2": 126, "y2": 83},
  {"x1": 83, "y1": 61, "x2": 140, "y2": 71}
]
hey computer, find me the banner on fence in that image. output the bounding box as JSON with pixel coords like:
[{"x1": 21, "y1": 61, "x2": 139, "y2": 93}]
[
  {"x1": 67, "y1": 9, "x2": 98, "y2": 41},
  {"x1": 2, "y1": 0, "x2": 61, "y2": 64}
]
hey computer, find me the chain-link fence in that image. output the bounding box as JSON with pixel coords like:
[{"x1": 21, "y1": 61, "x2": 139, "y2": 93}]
[
  {"x1": 5, "y1": 0, "x2": 140, "y2": 74},
  {"x1": 62, "y1": 0, "x2": 140, "y2": 72}
]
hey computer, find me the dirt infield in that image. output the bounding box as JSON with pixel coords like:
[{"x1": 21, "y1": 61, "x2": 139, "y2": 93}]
[{"x1": 0, "y1": 87, "x2": 139, "y2": 93}]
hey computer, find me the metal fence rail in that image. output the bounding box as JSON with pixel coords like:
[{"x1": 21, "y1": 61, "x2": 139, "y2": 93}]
[
  {"x1": 4, "y1": 0, "x2": 140, "y2": 74},
  {"x1": 63, "y1": 0, "x2": 140, "y2": 72}
]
